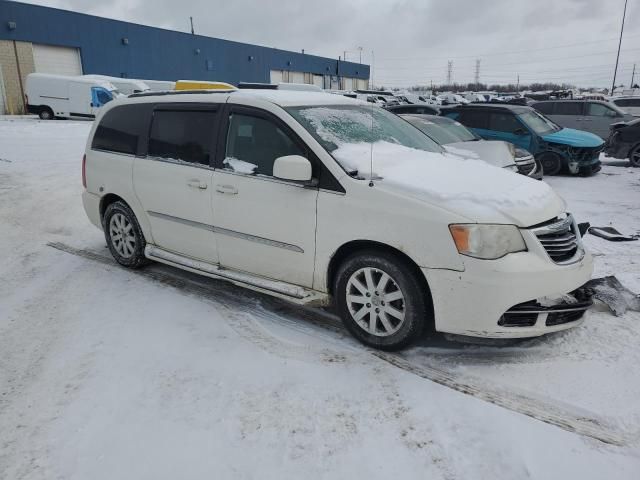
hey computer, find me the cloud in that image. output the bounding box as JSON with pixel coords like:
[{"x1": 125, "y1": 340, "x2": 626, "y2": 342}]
[{"x1": 19, "y1": 0, "x2": 640, "y2": 88}]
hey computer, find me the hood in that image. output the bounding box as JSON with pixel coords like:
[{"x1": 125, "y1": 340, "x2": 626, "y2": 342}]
[
  {"x1": 542, "y1": 128, "x2": 604, "y2": 148},
  {"x1": 444, "y1": 140, "x2": 515, "y2": 169},
  {"x1": 334, "y1": 141, "x2": 565, "y2": 227}
]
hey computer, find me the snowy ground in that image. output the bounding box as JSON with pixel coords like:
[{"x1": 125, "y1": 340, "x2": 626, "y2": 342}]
[{"x1": 1, "y1": 116, "x2": 639, "y2": 479}]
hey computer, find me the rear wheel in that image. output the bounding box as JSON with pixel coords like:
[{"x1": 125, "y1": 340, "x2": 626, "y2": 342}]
[
  {"x1": 103, "y1": 201, "x2": 149, "y2": 268},
  {"x1": 334, "y1": 251, "x2": 430, "y2": 350},
  {"x1": 537, "y1": 152, "x2": 562, "y2": 175},
  {"x1": 38, "y1": 107, "x2": 54, "y2": 120},
  {"x1": 630, "y1": 145, "x2": 640, "y2": 167}
]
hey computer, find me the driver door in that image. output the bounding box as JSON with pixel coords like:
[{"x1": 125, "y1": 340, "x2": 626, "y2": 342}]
[{"x1": 488, "y1": 111, "x2": 532, "y2": 151}]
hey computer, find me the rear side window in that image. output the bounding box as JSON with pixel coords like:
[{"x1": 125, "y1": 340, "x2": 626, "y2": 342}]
[
  {"x1": 555, "y1": 102, "x2": 583, "y2": 115},
  {"x1": 614, "y1": 98, "x2": 640, "y2": 107},
  {"x1": 534, "y1": 102, "x2": 554, "y2": 114},
  {"x1": 586, "y1": 103, "x2": 617, "y2": 117},
  {"x1": 92, "y1": 104, "x2": 150, "y2": 155},
  {"x1": 456, "y1": 110, "x2": 489, "y2": 129},
  {"x1": 148, "y1": 110, "x2": 218, "y2": 165}
]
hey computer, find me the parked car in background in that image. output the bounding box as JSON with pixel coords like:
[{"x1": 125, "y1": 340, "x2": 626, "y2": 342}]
[
  {"x1": 609, "y1": 96, "x2": 640, "y2": 117},
  {"x1": 438, "y1": 93, "x2": 470, "y2": 105},
  {"x1": 82, "y1": 90, "x2": 593, "y2": 350},
  {"x1": 395, "y1": 93, "x2": 440, "y2": 106},
  {"x1": 401, "y1": 114, "x2": 542, "y2": 179},
  {"x1": 604, "y1": 117, "x2": 640, "y2": 167},
  {"x1": 26, "y1": 73, "x2": 117, "y2": 120},
  {"x1": 532, "y1": 100, "x2": 634, "y2": 140},
  {"x1": 83, "y1": 75, "x2": 150, "y2": 96},
  {"x1": 385, "y1": 104, "x2": 440, "y2": 115},
  {"x1": 442, "y1": 104, "x2": 604, "y2": 175}
]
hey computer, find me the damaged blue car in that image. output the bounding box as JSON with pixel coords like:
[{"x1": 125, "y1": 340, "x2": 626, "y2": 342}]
[{"x1": 441, "y1": 104, "x2": 604, "y2": 175}]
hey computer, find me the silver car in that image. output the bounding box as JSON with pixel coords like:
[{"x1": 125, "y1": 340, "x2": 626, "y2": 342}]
[
  {"x1": 400, "y1": 114, "x2": 542, "y2": 179},
  {"x1": 609, "y1": 96, "x2": 640, "y2": 117},
  {"x1": 532, "y1": 100, "x2": 634, "y2": 140}
]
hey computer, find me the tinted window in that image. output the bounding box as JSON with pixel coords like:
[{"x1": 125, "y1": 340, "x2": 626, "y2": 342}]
[
  {"x1": 224, "y1": 113, "x2": 305, "y2": 176},
  {"x1": 456, "y1": 110, "x2": 489, "y2": 129},
  {"x1": 489, "y1": 112, "x2": 523, "y2": 133},
  {"x1": 148, "y1": 110, "x2": 217, "y2": 165},
  {"x1": 614, "y1": 98, "x2": 640, "y2": 107},
  {"x1": 587, "y1": 103, "x2": 617, "y2": 117},
  {"x1": 92, "y1": 104, "x2": 150, "y2": 155},
  {"x1": 96, "y1": 90, "x2": 113, "y2": 105},
  {"x1": 555, "y1": 102, "x2": 583, "y2": 115},
  {"x1": 534, "y1": 102, "x2": 554, "y2": 114}
]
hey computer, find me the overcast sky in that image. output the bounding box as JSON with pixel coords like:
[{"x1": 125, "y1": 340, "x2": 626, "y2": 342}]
[{"x1": 19, "y1": 0, "x2": 640, "y2": 88}]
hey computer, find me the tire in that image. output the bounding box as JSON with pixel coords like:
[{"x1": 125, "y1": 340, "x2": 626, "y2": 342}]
[
  {"x1": 38, "y1": 107, "x2": 54, "y2": 120},
  {"x1": 103, "y1": 201, "x2": 149, "y2": 268},
  {"x1": 630, "y1": 145, "x2": 640, "y2": 167},
  {"x1": 334, "y1": 250, "x2": 430, "y2": 351},
  {"x1": 537, "y1": 152, "x2": 562, "y2": 175}
]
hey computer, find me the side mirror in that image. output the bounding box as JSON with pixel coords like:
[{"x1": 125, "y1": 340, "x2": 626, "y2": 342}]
[
  {"x1": 513, "y1": 128, "x2": 527, "y2": 136},
  {"x1": 273, "y1": 155, "x2": 312, "y2": 182}
]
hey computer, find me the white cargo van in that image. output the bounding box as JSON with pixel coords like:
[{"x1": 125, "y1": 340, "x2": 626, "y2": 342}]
[
  {"x1": 26, "y1": 73, "x2": 117, "y2": 120},
  {"x1": 83, "y1": 75, "x2": 150, "y2": 96},
  {"x1": 137, "y1": 79, "x2": 176, "y2": 92}
]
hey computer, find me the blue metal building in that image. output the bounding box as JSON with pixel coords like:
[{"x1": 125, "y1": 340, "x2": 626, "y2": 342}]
[{"x1": 0, "y1": 0, "x2": 370, "y2": 112}]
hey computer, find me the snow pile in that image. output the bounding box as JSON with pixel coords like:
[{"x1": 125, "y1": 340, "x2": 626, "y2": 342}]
[
  {"x1": 223, "y1": 156, "x2": 257, "y2": 174},
  {"x1": 332, "y1": 141, "x2": 555, "y2": 211}
]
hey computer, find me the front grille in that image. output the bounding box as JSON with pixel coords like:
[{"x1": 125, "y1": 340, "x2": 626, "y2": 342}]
[
  {"x1": 516, "y1": 159, "x2": 535, "y2": 175},
  {"x1": 499, "y1": 301, "x2": 539, "y2": 327},
  {"x1": 546, "y1": 309, "x2": 587, "y2": 326},
  {"x1": 533, "y1": 216, "x2": 579, "y2": 263},
  {"x1": 499, "y1": 288, "x2": 592, "y2": 328}
]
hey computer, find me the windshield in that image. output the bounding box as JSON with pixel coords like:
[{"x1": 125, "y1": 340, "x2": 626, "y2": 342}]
[
  {"x1": 287, "y1": 104, "x2": 443, "y2": 154},
  {"x1": 404, "y1": 117, "x2": 478, "y2": 144},
  {"x1": 518, "y1": 110, "x2": 561, "y2": 135}
]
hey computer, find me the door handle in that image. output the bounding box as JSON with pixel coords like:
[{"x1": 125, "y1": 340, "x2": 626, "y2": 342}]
[
  {"x1": 215, "y1": 184, "x2": 238, "y2": 195},
  {"x1": 187, "y1": 180, "x2": 208, "y2": 189}
]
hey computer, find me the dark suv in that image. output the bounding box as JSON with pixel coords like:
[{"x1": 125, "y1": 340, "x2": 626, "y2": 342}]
[{"x1": 441, "y1": 104, "x2": 604, "y2": 175}]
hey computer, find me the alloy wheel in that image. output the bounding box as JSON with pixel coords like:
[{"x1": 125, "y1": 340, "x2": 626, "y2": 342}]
[
  {"x1": 346, "y1": 267, "x2": 406, "y2": 337},
  {"x1": 109, "y1": 213, "x2": 136, "y2": 258}
]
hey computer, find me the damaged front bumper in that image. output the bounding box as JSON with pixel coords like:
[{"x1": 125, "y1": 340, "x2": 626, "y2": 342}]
[
  {"x1": 499, "y1": 287, "x2": 593, "y2": 328},
  {"x1": 546, "y1": 142, "x2": 603, "y2": 174}
]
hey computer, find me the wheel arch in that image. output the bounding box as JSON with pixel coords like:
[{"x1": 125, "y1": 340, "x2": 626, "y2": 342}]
[
  {"x1": 99, "y1": 193, "x2": 128, "y2": 224},
  {"x1": 327, "y1": 239, "x2": 435, "y2": 333}
]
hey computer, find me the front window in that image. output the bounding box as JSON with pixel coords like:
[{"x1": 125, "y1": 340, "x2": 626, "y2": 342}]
[{"x1": 517, "y1": 110, "x2": 560, "y2": 135}]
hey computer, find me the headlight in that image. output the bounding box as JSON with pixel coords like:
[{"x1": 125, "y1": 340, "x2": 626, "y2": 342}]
[
  {"x1": 514, "y1": 147, "x2": 533, "y2": 160},
  {"x1": 449, "y1": 224, "x2": 527, "y2": 259}
]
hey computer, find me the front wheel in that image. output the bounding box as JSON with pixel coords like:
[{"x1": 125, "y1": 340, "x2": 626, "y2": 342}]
[
  {"x1": 334, "y1": 251, "x2": 430, "y2": 350},
  {"x1": 537, "y1": 152, "x2": 562, "y2": 175},
  {"x1": 103, "y1": 201, "x2": 149, "y2": 268},
  {"x1": 38, "y1": 107, "x2": 54, "y2": 120},
  {"x1": 630, "y1": 145, "x2": 640, "y2": 167}
]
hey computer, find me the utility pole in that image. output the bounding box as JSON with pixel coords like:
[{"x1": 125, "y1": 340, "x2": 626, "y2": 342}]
[
  {"x1": 358, "y1": 46, "x2": 363, "y2": 64},
  {"x1": 344, "y1": 51, "x2": 347, "y2": 62},
  {"x1": 446, "y1": 61, "x2": 453, "y2": 86},
  {"x1": 516, "y1": 74, "x2": 520, "y2": 92},
  {"x1": 190, "y1": 16, "x2": 194, "y2": 35},
  {"x1": 474, "y1": 59, "x2": 480, "y2": 87},
  {"x1": 611, "y1": 0, "x2": 628, "y2": 95},
  {"x1": 631, "y1": 63, "x2": 636, "y2": 88}
]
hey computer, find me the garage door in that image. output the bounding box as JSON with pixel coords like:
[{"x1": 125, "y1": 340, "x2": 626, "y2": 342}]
[{"x1": 33, "y1": 44, "x2": 83, "y2": 76}]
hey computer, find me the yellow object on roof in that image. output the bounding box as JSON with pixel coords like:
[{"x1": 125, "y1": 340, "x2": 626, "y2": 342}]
[{"x1": 174, "y1": 80, "x2": 237, "y2": 91}]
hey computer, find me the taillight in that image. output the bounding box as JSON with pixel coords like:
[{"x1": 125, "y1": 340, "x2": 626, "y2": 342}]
[{"x1": 82, "y1": 154, "x2": 87, "y2": 188}]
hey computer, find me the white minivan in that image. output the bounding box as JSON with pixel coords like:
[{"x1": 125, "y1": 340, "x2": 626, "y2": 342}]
[
  {"x1": 26, "y1": 73, "x2": 118, "y2": 120},
  {"x1": 82, "y1": 89, "x2": 593, "y2": 350}
]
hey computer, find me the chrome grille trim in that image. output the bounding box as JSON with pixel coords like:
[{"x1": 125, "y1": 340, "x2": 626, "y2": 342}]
[{"x1": 530, "y1": 213, "x2": 584, "y2": 265}]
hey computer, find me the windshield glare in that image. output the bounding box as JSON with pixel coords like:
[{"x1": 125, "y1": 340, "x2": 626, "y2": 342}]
[
  {"x1": 406, "y1": 117, "x2": 478, "y2": 144},
  {"x1": 518, "y1": 110, "x2": 560, "y2": 135},
  {"x1": 286, "y1": 105, "x2": 444, "y2": 161}
]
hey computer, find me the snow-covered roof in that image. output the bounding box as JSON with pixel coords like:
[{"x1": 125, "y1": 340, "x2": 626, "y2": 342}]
[{"x1": 234, "y1": 89, "x2": 364, "y2": 107}]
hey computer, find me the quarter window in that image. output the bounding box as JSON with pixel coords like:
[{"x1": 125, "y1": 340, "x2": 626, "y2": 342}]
[
  {"x1": 224, "y1": 113, "x2": 305, "y2": 176},
  {"x1": 148, "y1": 110, "x2": 217, "y2": 165},
  {"x1": 91, "y1": 104, "x2": 150, "y2": 155},
  {"x1": 456, "y1": 110, "x2": 489, "y2": 129}
]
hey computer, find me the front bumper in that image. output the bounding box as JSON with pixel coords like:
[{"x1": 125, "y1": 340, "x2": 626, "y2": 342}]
[{"x1": 422, "y1": 220, "x2": 593, "y2": 338}]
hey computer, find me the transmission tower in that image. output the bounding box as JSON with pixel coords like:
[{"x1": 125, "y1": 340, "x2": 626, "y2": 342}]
[
  {"x1": 446, "y1": 61, "x2": 453, "y2": 85},
  {"x1": 474, "y1": 59, "x2": 480, "y2": 86}
]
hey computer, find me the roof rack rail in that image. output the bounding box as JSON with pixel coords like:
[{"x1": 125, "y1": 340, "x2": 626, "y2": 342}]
[
  {"x1": 238, "y1": 82, "x2": 278, "y2": 89},
  {"x1": 128, "y1": 89, "x2": 236, "y2": 98}
]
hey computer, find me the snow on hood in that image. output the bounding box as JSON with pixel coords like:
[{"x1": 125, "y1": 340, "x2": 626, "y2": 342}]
[
  {"x1": 333, "y1": 141, "x2": 564, "y2": 226},
  {"x1": 444, "y1": 141, "x2": 516, "y2": 169}
]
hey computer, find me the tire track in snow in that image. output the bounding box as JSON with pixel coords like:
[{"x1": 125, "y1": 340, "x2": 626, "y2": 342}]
[{"x1": 47, "y1": 242, "x2": 635, "y2": 447}]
